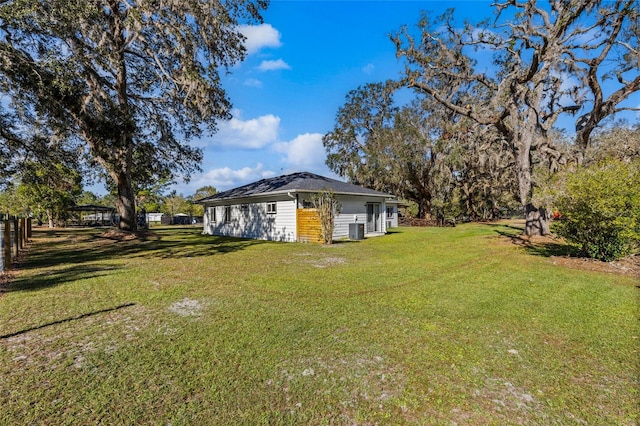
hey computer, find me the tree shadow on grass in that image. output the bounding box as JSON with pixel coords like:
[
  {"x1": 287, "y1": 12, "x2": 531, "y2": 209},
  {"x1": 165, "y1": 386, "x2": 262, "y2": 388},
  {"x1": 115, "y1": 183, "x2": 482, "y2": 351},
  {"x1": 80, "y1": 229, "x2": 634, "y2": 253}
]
[
  {"x1": 24, "y1": 228, "x2": 265, "y2": 266},
  {"x1": 0, "y1": 303, "x2": 135, "y2": 339},
  {"x1": 4, "y1": 263, "x2": 122, "y2": 293},
  {"x1": 152, "y1": 235, "x2": 267, "y2": 259},
  {"x1": 484, "y1": 222, "x2": 525, "y2": 235},
  {"x1": 492, "y1": 228, "x2": 579, "y2": 258},
  {"x1": 6, "y1": 227, "x2": 266, "y2": 292}
]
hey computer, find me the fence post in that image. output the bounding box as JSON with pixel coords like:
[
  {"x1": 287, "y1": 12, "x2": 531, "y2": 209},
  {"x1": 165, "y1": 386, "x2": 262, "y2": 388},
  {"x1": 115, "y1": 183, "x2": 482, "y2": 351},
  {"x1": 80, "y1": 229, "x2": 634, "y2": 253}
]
[
  {"x1": 17, "y1": 218, "x2": 23, "y2": 251},
  {"x1": 4, "y1": 220, "x2": 11, "y2": 270},
  {"x1": 27, "y1": 218, "x2": 32, "y2": 239},
  {"x1": 21, "y1": 218, "x2": 27, "y2": 246},
  {"x1": 0, "y1": 220, "x2": 6, "y2": 271},
  {"x1": 13, "y1": 219, "x2": 19, "y2": 258}
]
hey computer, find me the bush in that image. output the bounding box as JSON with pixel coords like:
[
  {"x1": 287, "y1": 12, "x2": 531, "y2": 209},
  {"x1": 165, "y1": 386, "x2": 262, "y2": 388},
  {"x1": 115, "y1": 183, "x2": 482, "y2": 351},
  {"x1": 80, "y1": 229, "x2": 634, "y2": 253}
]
[
  {"x1": 553, "y1": 159, "x2": 640, "y2": 262},
  {"x1": 309, "y1": 189, "x2": 342, "y2": 245}
]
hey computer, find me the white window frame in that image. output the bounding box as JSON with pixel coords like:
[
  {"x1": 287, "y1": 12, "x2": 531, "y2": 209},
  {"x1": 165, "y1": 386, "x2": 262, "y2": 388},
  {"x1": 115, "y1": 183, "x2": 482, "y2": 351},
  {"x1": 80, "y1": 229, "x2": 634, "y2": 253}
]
[{"x1": 266, "y1": 202, "x2": 277, "y2": 215}]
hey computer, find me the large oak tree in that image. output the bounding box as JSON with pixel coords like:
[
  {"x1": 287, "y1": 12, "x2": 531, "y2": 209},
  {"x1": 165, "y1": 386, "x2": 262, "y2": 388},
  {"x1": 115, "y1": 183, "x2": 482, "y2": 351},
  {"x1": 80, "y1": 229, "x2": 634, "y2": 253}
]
[
  {"x1": 0, "y1": 0, "x2": 267, "y2": 231},
  {"x1": 323, "y1": 82, "x2": 457, "y2": 219},
  {"x1": 393, "y1": 0, "x2": 639, "y2": 235},
  {"x1": 323, "y1": 82, "x2": 516, "y2": 220}
]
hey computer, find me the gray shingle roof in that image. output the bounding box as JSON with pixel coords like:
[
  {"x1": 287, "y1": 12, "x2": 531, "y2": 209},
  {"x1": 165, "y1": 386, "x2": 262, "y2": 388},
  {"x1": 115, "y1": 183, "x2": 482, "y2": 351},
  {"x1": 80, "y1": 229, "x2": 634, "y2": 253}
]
[{"x1": 197, "y1": 172, "x2": 391, "y2": 203}]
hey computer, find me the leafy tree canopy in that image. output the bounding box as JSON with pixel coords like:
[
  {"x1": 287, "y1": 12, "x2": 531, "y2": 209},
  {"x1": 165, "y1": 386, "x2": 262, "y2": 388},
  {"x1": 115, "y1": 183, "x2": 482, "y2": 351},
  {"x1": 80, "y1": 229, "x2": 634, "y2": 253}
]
[
  {"x1": 0, "y1": 0, "x2": 267, "y2": 231},
  {"x1": 392, "y1": 0, "x2": 639, "y2": 234},
  {"x1": 17, "y1": 160, "x2": 82, "y2": 227},
  {"x1": 193, "y1": 186, "x2": 218, "y2": 202}
]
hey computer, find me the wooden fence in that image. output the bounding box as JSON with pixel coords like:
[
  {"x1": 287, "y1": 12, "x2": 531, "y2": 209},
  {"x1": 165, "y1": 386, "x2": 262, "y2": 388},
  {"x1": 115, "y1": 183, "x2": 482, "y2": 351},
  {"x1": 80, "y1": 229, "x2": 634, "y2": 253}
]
[
  {"x1": 296, "y1": 209, "x2": 323, "y2": 243},
  {"x1": 0, "y1": 218, "x2": 31, "y2": 272}
]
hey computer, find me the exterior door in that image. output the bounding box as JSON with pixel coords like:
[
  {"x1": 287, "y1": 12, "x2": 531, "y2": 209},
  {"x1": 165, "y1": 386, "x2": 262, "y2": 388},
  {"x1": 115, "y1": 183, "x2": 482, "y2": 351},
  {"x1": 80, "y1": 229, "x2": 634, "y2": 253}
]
[{"x1": 367, "y1": 203, "x2": 380, "y2": 232}]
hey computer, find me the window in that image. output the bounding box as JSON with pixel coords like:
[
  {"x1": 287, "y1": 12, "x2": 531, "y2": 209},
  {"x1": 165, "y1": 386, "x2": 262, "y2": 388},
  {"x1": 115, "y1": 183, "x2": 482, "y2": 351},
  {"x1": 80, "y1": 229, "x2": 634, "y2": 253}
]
[
  {"x1": 224, "y1": 206, "x2": 231, "y2": 222},
  {"x1": 386, "y1": 207, "x2": 394, "y2": 218},
  {"x1": 267, "y1": 202, "x2": 277, "y2": 214},
  {"x1": 210, "y1": 207, "x2": 216, "y2": 223}
]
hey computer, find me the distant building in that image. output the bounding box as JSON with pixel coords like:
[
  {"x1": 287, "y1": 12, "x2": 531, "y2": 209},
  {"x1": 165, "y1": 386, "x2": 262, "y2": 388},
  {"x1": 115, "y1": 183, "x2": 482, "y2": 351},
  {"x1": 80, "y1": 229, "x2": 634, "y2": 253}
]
[
  {"x1": 145, "y1": 213, "x2": 164, "y2": 224},
  {"x1": 68, "y1": 204, "x2": 116, "y2": 227}
]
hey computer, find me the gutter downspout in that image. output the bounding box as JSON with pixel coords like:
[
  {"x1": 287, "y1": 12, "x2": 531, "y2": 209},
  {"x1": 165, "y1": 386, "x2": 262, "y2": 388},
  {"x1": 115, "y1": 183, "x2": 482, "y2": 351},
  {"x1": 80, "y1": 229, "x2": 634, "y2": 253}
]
[
  {"x1": 287, "y1": 192, "x2": 297, "y2": 207},
  {"x1": 287, "y1": 192, "x2": 298, "y2": 242}
]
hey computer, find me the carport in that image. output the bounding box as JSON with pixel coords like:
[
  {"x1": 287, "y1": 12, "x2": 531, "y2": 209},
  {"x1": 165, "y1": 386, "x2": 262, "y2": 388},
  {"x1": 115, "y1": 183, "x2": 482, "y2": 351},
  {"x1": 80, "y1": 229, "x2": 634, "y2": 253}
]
[{"x1": 68, "y1": 204, "x2": 116, "y2": 227}]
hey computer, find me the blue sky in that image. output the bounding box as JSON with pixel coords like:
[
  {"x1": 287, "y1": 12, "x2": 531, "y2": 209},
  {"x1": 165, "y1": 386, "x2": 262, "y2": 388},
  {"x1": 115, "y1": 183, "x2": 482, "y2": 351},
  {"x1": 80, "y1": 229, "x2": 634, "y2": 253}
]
[
  {"x1": 149, "y1": 1, "x2": 638, "y2": 196},
  {"x1": 167, "y1": 1, "x2": 496, "y2": 195}
]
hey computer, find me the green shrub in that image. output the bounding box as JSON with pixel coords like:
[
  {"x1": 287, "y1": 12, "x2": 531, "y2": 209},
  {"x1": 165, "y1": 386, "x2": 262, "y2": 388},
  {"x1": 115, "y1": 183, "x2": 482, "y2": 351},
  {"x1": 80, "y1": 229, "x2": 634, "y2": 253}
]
[{"x1": 553, "y1": 159, "x2": 640, "y2": 262}]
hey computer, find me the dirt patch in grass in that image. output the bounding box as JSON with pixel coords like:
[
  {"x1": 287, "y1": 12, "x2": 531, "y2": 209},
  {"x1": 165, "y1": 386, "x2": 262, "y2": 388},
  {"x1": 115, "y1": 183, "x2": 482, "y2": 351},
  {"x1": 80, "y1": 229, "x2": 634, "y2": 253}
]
[
  {"x1": 270, "y1": 353, "x2": 406, "y2": 421},
  {"x1": 290, "y1": 253, "x2": 347, "y2": 268},
  {"x1": 311, "y1": 257, "x2": 346, "y2": 268},
  {"x1": 549, "y1": 254, "x2": 640, "y2": 278},
  {"x1": 2, "y1": 304, "x2": 151, "y2": 371},
  {"x1": 469, "y1": 378, "x2": 543, "y2": 424},
  {"x1": 98, "y1": 229, "x2": 159, "y2": 241},
  {"x1": 168, "y1": 298, "x2": 207, "y2": 317},
  {"x1": 507, "y1": 234, "x2": 640, "y2": 279}
]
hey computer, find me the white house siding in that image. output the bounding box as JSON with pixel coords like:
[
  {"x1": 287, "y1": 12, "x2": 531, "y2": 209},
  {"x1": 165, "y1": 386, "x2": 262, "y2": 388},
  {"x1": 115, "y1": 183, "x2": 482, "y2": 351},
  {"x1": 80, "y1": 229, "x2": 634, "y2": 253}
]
[
  {"x1": 203, "y1": 197, "x2": 296, "y2": 242},
  {"x1": 203, "y1": 206, "x2": 215, "y2": 234},
  {"x1": 273, "y1": 199, "x2": 297, "y2": 242},
  {"x1": 332, "y1": 196, "x2": 387, "y2": 239},
  {"x1": 385, "y1": 204, "x2": 399, "y2": 228}
]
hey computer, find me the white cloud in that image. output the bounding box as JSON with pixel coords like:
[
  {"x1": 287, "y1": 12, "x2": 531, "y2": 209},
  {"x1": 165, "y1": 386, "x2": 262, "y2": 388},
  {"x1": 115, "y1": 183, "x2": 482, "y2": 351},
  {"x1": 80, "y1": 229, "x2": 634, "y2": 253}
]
[
  {"x1": 274, "y1": 133, "x2": 327, "y2": 168},
  {"x1": 258, "y1": 59, "x2": 291, "y2": 71},
  {"x1": 362, "y1": 63, "x2": 375, "y2": 74},
  {"x1": 243, "y1": 78, "x2": 263, "y2": 88},
  {"x1": 237, "y1": 24, "x2": 282, "y2": 55},
  {"x1": 193, "y1": 164, "x2": 276, "y2": 191},
  {"x1": 207, "y1": 114, "x2": 280, "y2": 149}
]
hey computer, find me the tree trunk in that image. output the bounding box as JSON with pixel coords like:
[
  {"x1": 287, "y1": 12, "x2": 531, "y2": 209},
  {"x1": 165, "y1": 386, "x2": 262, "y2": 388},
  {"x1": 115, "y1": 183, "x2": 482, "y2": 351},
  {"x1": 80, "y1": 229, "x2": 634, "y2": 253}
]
[
  {"x1": 516, "y1": 153, "x2": 551, "y2": 236},
  {"x1": 417, "y1": 195, "x2": 432, "y2": 219},
  {"x1": 47, "y1": 210, "x2": 54, "y2": 229},
  {"x1": 491, "y1": 199, "x2": 500, "y2": 220},
  {"x1": 525, "y1": 203, "x2": 550, "y2": 236},
  {"x1": 115, "y1": 171, "x2": 137, "y2": 232},
  {"x1": 512, "y1": 132, "x2": 551, "y2": 236}
]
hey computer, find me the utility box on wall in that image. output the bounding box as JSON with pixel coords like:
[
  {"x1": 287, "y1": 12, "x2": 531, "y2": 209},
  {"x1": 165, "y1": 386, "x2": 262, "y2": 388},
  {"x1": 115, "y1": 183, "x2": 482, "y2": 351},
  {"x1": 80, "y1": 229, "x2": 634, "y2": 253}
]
[{"x1": 349, "y1": 223, "x2": 365, "y2": 240}]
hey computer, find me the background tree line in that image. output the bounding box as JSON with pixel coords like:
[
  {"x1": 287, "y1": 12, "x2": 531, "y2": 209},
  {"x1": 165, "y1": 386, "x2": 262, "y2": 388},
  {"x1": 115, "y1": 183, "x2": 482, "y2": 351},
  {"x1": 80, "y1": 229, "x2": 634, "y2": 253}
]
[{"x1": 0, "y1": 178, "x2": 217, "y2": 228}]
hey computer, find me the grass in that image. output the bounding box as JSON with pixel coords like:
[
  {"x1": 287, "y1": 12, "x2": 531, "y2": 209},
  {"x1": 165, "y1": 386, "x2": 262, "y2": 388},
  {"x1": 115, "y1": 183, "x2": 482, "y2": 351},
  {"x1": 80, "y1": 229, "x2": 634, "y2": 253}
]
[{"x1": 0, "y1": 223, "x2": 638, "y2": 425}]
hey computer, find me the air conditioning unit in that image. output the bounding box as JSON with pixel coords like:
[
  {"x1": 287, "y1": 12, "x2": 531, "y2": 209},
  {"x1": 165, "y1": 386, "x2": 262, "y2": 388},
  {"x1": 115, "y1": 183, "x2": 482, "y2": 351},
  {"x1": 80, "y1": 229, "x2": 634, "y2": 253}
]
[{"x1": 349, "y1": 223, "x2": 365, "y2": 240}]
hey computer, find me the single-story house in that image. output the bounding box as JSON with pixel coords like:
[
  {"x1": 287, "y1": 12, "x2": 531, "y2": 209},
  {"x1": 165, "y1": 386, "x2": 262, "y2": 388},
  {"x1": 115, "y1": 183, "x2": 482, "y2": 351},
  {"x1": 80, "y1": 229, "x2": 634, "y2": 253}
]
[{"x1": 197, "y1": 172, "x2": 398, "y2": 242}]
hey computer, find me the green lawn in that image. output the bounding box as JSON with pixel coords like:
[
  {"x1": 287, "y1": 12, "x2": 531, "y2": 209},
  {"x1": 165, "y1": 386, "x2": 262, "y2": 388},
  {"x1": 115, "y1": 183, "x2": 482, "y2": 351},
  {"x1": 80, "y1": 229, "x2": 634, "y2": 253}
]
[{"x1": 1, "y1": 223, "x2": 637, "y2": 425}]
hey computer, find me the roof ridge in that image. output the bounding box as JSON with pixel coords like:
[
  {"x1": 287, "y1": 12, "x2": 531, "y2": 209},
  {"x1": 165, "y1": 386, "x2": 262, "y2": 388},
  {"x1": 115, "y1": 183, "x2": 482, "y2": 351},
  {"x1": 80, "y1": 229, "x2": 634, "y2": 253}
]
[{"x1": 197, "y1": 171, "x2": 391, "y2": 203}]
